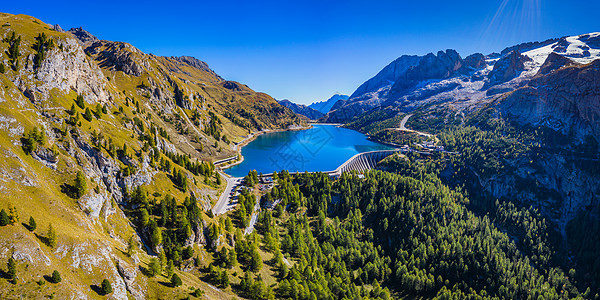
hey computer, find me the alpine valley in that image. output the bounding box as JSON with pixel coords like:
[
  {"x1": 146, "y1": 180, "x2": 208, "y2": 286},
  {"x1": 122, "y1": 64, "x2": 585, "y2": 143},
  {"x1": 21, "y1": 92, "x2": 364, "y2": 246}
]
[{"x1": 0, "y1": 11, "x2": 599, "y2": 300}]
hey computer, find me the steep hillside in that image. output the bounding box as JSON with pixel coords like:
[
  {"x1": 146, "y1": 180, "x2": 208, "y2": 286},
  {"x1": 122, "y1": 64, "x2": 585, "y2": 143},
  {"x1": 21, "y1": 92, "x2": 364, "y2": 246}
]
[
  {"x1": 336, "y1": 32, "x2": 600, "y2": 296},
  {"x1": 0, "y1": 12, "x2": 302, "y2": 299},
  {"x1": 277, "y1": 99, "x2": 323, "y2": 120}
]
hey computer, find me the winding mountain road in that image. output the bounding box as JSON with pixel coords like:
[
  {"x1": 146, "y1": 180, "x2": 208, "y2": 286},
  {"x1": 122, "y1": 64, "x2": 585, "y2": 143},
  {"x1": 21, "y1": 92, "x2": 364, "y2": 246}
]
[
  {"x1": 397, "y1": 114, "x2": 433, "y2": 137},
  {"x1": 212, "y1": 172, "x2": 241, "y2": 215}
]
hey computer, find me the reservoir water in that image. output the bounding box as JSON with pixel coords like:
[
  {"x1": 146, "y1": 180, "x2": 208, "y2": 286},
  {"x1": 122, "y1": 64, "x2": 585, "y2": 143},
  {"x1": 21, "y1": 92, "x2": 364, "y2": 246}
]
[{"x1": 225, "y1": 124, "x2": 393, "y2": 177}]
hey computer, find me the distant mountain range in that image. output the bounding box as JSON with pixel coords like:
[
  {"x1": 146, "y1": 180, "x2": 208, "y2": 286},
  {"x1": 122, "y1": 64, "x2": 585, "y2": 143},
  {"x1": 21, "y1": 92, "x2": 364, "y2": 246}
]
[
  {"x1": 327, "y1": 31, "x2": 600, "y2": 242},
  {"x1": 308, "y1": 94, "x2": 349, "y2": 114},
  {"x1": 277, "y1": 99, "x2": 324, "y2": 120},
  {"x1": 325, "y1": 32, "x2": 600, "y2": 140},
  {"x1": 278, "y1": 94, "x2": 348, "y2": 120}
]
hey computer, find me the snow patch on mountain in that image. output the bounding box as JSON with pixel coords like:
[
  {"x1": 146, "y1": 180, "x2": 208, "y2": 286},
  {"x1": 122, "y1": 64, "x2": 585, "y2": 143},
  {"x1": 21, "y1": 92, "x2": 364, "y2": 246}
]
[{"x1": 523, "y1": 32, "x2": 600, "y2": 69}]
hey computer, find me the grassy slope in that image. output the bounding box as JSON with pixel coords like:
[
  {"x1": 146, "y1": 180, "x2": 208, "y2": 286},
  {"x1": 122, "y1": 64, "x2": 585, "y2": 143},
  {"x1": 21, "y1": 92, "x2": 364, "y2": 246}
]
[{"x1": 0, "y1": 12, "x2": 303, "y2": 299}]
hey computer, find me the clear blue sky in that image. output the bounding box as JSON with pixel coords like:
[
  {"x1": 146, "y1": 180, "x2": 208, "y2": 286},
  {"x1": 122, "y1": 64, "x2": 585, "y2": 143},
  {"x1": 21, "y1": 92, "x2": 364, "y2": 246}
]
[{"x1": 4, "y1": 1, "x2": 599, "y2": 104}]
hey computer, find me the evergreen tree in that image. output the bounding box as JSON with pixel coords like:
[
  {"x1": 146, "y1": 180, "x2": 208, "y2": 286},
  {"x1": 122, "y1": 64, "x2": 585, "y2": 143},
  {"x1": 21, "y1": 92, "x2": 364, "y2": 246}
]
[
  {"x1": 75, "y1": 94, "x2": 85, "y2": 109},
  {"x1": 139, "y1": 208, "x2": 149, "y2": 227},
  {"x1": 193, "y1": 288, "x2": 204, "y2": 297},
  {"x1": 100, "y1": 279, "x2": 112, "y2": 295},
  {"x1": 47, "y1": 223, "x2": 57, "y2": 248},
  {"x1": 74, "y1": 171, "x2": 87, "y2": 198},
  {"x1": 250, "y1": 247, "x2": 263, "y2": 272},
  {"x1": 94, "y1": 103, "x2": 103, "y2": 119},
  {"x1": 127, "y1": 235, "x2": 136, "y2": 257},
  {"x1": 7, "y1": 257, "x2": 16, "y2": 282},
  {"x1": 83, "y1": 107, "x2": 93, "y2": 121},
  {"x1": 227, "y1": 248, "x2": 238, "y2": 268},
  {"x1": 151, "y1": 225, "x2": 162, "y2": 246},
  {"x1": 148, "y1": 257, "x2": 161, "y2": 277},
  {"x1": 2, "y1": 31, "x2": 21, "y2": 70},
  {"x1": 166, "y1": 259, "x2": 174, "y2": 277},
  {"x1": 28, "y1": 216, "x2": 36, "y2": 231},
  {"x1": 68, "y1": 104, "x2": 77, "y2": 115},
  {"x1": 50, "y1": 270, "x2": 61, "y2": 283},
  {"x1": 171, "y1": 273, "x2": 182, "y2": 287},
  {"x1": 0, "y1": 209, "x2": 9, "y2": 226}
]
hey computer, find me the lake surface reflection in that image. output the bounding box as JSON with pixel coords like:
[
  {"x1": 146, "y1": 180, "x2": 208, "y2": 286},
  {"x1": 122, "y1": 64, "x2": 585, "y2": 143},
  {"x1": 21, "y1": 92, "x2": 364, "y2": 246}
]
[{"x1": 225, "y1": 125, "x2": 393, "y2": 177}]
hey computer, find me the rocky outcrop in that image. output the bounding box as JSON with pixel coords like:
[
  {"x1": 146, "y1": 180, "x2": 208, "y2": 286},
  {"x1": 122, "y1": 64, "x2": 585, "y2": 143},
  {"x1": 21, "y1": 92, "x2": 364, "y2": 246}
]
[
  {"x1": 116, "y1": 258, "x2": 146, "y2": 300},
  {"x1": 222, "y1": 80, "x2": 245, "y2": 92},
  {"x1": 184, "y1": 222, "x2": 207, "y2": 247},
  {"x1": 86, "y1": 41, "x2": 149, "y2": 76},
  {"x1": 391, "y1": 49, "x2": 463, "y2": 92},
  {"x1": 498, "y1": 59, "x2": 600, "y2": 140},
  {"x1": 350, "y1": 55, "x2": 422, "y2": 98},
  {"x1": 461, "y1": 53, "x2": 487, "y2": 72},
  {"x1": 171, "y1": 55, "x2": 223, "y2": 80},
  {"x1": 34, "y1": 37, "x2": 110, "y2": 104},
  {"x1": 52, "y1": 24, "x2": 65, "y2": 33},
  {"x1": 536, "y1": 52, "x2": 577, "y2": 76},
  {"x1": 31, "y1": 146, "x2": 58, "y2": 169},
  {"x1": 485, "y1": 50, "x2": 531, "y2": 88},
  {"x1": 68, "y1": 27, "x2": 99, "y2": 48}
]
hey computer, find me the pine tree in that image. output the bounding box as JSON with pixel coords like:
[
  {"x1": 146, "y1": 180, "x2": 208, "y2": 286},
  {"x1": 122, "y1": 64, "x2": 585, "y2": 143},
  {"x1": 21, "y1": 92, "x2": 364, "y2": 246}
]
[
  {"x1": 68, "y1": 104, "x2": 77, "y2": 115},
  {"x1": 151, "y1": 225, "x2": 162, "y2": 247},
  {"x1": 47, "y1": 223, "x2": 57, "y2": 248},
  {"x1": 127, "y1": 236, "x2": 136, "y2": 257},
  {"x1": 75, "y1": 94, "x2": 85, "y2": 109},
  {"x1": 171, "y1": 273, "x2": 182, "y2": 287},
  {"x1": 166, "y1": 259, "x2": 174, "y2": 277},
  {"x1": 83, "y1": 107, "x2": 93, "y2": 121},
  {"x1": 74, "y1": 171, "x2": 87, "y2": 198},
  {"x1": 227, "y1": 248, "x2": 238, "y2": 268},
  {"x1": 148, "y1": 257, "x2": 161, "y2": 277},
  {"x1": 51, "y1": 270, "x2": 61, "y2": 283},
  {"x1": 28, "y1": 216, "x2": 36, "y2": 231},
  {"x1": 94, "y1": 103, "x2": 103, "y2": 119},
  {"x1": 250, "y1": 247, "x2": 263, "y2": 272},
  {"x1": 0, "y1": 209, "x2": 9, "y2": 226},
  {"x1": 139, "y1": 208, "x2": 149, "y2": 227},
  {"x1": 193, "y1": 288, "x2": 204, "y2": 297},
  {"x1": 100, "y1": 279, "x2": 112, "y2": 295},
  {"x1": 7, "y1": 257, "x2": 16, "y2": 282}
]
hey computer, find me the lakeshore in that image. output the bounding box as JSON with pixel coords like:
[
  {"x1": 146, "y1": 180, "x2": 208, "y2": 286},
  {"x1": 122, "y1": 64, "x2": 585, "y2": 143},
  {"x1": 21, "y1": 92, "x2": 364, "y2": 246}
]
[
  {"x1": 215, "y1": 124, "x2": 313, "y2": 173},
  {"x1": 223, "y1": 123, "x2": 394, "y2": 177}
]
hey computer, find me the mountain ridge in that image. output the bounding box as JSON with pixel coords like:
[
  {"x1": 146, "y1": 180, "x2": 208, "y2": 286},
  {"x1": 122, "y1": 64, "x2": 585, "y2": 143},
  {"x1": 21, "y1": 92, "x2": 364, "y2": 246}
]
[
  {"x1": 326, "y1": 32, "x2": 600, "y2": 128},
  {"x1": 0, "y1": 12, "x2": 302, "y2": 299}
]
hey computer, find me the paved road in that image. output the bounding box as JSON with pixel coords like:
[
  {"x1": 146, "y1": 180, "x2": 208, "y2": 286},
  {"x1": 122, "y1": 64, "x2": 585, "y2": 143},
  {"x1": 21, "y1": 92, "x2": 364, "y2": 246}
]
[
  {"x1": 397, "y1": 114, "x2": 433, "y2": 137},
  {"x1": 212, "y1": 172, "x2": 242, "y2": 215}
]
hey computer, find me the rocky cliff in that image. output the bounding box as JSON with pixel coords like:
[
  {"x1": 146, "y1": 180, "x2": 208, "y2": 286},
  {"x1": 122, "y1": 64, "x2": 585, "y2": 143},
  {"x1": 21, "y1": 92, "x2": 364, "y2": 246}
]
[
  {"x1": 498, "y1": 57, "x2": 600, "y2": 141},
  {"x1": 0, "y1": 12, "x2": 300, "y2": 299},
  {"x1": 326, "y1": 32, "x2": 600, "y2": 125}
]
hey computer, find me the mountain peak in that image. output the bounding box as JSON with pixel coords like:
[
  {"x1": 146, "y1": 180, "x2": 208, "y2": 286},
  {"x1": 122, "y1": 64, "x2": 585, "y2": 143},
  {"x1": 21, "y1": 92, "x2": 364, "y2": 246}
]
[
  {"x1": 309, "y1": 94, "x2": 349, "y2": 114},
  {"x1": 68, "y1": 27, "x2": 99, "y2": 48}
]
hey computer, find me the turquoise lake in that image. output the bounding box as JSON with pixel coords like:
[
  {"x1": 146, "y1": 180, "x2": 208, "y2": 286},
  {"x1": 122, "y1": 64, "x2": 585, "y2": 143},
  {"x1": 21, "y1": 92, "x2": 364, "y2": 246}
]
[{"x1": 225, "y1": 125, "x2": 393, "y2": 177}]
